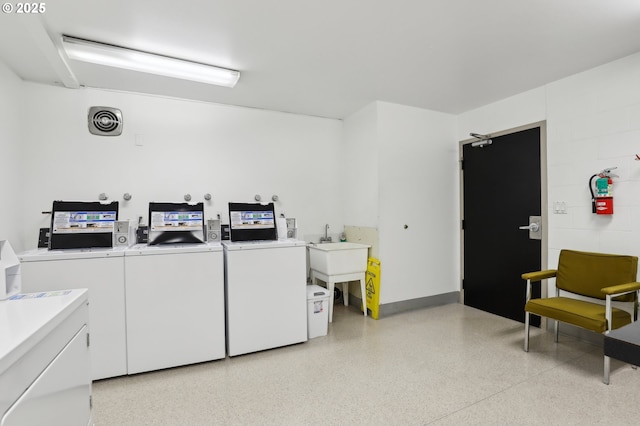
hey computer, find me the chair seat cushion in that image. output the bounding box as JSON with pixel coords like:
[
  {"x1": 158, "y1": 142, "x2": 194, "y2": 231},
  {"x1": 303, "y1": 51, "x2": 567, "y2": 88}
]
[{"x1": 525, "y1": 297, "x2": 632, "y2": 333}]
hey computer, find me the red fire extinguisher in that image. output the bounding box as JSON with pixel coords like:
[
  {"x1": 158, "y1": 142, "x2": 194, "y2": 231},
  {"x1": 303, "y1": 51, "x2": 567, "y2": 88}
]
[{"x1": 589, "y1": 167, "x2": 617, "y2": 215}]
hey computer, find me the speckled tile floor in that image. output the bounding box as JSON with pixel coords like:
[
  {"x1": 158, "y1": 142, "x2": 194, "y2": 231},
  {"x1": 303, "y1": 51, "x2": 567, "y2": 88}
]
[{"x1": 92, "y1": 303, "x2": 640, "y2": 425}]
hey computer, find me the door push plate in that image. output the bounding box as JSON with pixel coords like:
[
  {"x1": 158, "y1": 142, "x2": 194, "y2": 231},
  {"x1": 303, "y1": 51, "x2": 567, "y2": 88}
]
[{"x1": 520, "y1": 215, "x2": 541, "y2": 240}]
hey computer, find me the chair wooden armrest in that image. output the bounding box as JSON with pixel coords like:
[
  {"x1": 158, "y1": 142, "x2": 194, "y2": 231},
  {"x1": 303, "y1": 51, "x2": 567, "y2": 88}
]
[
  {"x1": 603, "y1": 282, "x2": 640, "y2": 336},
  {"x1": 521, "y1": 269, "x2": 557, "y2": 282},
  {"x1": 602, "y1": 282, "x2": 640, "y2": 384},
  {"x1": 601, "y1": 282, "x2": 640, "y2": 297},
  {"x1": 522, "y1": 270, "x2": 557, "y2": 305}
]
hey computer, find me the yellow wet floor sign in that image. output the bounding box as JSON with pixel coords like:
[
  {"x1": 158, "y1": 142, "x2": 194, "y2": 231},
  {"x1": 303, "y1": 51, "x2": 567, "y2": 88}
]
[{"x1": 365, "y1": 257, "x2": 381, "y2": 319}]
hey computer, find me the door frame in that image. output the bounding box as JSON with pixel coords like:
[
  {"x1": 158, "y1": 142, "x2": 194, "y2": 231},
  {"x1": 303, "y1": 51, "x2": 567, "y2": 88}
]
[{"x1": 459, "y1": 121, "x2": 549, "y2": 321}]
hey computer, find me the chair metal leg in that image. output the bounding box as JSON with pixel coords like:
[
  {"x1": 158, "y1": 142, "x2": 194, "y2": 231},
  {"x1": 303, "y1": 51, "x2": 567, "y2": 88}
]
[
  {"x1": 604, "y1": 355, "x2": 611, "y2": 385},
  {"x1": 524, "y1": 311, "x2": 530, "y2": 352},
  {"x1": 554, "y1": 319, "x2": 559, "y2": 343}
]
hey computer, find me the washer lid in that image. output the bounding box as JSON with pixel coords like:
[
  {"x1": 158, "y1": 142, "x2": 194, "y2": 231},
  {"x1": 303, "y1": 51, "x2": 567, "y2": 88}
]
[
  {"x1": 222, "y1": 239, "x2": 306, "y2": 251},
  {"x1": 19, "y1": 247, "x2": 126, "y2": 261},
  {"x1": 124, "y1": 242, "x2": 222, "y2": 256}
]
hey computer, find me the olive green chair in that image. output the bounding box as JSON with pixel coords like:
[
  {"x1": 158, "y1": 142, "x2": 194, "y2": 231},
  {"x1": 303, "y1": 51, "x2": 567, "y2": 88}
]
[{"x1": 521, "y1": 249, "x2": 640, "y2": 384}]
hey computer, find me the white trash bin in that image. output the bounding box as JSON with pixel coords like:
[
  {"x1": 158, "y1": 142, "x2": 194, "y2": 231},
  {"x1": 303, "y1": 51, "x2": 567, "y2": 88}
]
[{"x1": 307, "y1": 284, "x2": 330, "y2": 338}]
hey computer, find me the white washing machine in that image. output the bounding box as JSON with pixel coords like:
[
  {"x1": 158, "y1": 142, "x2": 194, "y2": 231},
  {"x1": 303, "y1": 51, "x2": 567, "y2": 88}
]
[
  {"x1": 223, "y1": 239, "x2": 307, "y2": 356},
  {"x1": 18, "y1": 248, "x2": 127, "y2": 380},
  {"x1": 124, "y1": 243, "x2": 225, "y2": 374}
]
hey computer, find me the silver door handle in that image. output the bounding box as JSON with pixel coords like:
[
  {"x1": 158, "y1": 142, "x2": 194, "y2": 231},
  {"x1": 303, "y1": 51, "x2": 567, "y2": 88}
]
[{"x1": 519, "y1": 223, "x2": 539, "y2": 232}]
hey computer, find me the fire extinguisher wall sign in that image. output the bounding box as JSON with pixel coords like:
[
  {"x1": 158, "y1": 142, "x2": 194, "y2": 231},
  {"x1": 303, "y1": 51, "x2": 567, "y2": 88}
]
[{"x1": 595, "y1": 196, "x2": 613, "y2": 215}]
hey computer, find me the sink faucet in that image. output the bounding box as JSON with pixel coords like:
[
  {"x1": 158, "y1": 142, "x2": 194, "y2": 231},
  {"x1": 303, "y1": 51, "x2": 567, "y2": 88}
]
[{"x1": 320, "y1": 224, "x2": 332, "y2": 243}]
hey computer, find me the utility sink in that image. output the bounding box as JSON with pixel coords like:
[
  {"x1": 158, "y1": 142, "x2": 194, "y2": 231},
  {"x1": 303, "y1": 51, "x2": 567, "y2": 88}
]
[{"x1": 307, "y1": 242, "x2": 370, "y2": 275}]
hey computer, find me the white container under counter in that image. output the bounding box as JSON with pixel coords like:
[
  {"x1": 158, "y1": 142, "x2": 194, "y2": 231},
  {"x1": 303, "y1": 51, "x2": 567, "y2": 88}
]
[
  {"x1": 306, "y1": 285, "x2": 330, "y2": 339},
  {"x1": 223, "y1": 239, "x2": 308, "y2": 356},
  {"x1": 124, "y1": 242, "x2": 225, "y2": 374},
  {"x1": 0, "y1": 289, "x2": 91, "y2": 426},
  {"x1": 18, "y1": 247, "x2": 127, "y2": 380}
]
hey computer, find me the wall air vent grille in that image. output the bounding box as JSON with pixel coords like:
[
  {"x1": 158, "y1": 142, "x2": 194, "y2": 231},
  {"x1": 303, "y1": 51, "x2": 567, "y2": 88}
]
[{"x1": 88, "y1": 107, "x2": 123, "y2": 136}]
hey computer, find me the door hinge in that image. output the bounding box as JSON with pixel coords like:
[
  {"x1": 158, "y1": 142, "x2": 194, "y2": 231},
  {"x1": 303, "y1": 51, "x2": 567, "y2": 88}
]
[
  {"x1": 460, "y1": 159, "x2": 465, "y2": 170},
  {"x1": 86, "y1": 332, "x2": 90, "y2": 348},
  {"x1": 89, "y1": 395, "x2": 93, "y2": 409},
  {"x1": 461, "y1": 219, "x2": 465, "y2": 230}
]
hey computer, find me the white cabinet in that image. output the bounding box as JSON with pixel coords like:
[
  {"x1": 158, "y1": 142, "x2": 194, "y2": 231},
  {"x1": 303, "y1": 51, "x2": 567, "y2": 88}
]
[
  {"x1": 124, "y1": 244, "x2": 226, "y2": 374},
  {"x1": 0, "y1": 289, "x2": 91, "y2": 426},
  {"x1": 19, "y1": 249, "x2": 127, "y2": 380}
]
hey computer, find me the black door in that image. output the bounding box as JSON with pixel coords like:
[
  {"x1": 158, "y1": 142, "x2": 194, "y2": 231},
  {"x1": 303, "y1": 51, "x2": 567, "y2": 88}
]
[{"x1": 462, "y1": 127, "x2": 542, "y2": 324}]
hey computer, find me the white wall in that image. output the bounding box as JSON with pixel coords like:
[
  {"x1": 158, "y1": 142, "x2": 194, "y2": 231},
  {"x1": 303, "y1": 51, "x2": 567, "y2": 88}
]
[
  {"x1": 19, "y1": 83, "x2": 344, "y2": 250},
  {"x1": 458, "y1": 51, "x2": 640, "y2": 278},
  {"x1": 9, "y1": 50, "x2": 640, "y2": 308},
  {"x1": 343, "y1": 101, "x2": 459, "y2": 306},
  {"x1": 545, "y1": 52, "x2": 640, "y2": 261},
  {"x1": 377, "y1": 102, "x2": 458, "y2": 304},
  {"x1": 457, "y1": 87, "x2": 546, "y2": 140},
  {"x1": 342, "y1": 102, "x2": 378, "y2": 228},
  {"x1": 0, "y1": 61, "x2": 25, "y2": 252}
]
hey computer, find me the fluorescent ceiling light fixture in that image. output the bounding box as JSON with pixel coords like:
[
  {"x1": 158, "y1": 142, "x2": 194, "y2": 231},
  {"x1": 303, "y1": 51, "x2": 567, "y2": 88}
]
[{"x1": 61, "y1": 35, "x2": 240, "y2": 88}]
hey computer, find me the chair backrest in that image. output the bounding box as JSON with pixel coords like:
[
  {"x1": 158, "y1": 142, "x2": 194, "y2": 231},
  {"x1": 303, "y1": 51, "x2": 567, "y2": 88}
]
[{"x1": 556, "y1": 250, "x2": 638, "y2": 301}]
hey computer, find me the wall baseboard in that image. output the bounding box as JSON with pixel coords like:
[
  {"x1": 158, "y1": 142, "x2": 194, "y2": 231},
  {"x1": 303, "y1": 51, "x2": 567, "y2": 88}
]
[{"x1": 352, "y1": 291, "x2": 460, "y2": 319}]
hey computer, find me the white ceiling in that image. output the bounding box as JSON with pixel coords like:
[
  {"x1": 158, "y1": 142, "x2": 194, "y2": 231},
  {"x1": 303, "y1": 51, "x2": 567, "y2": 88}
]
[{"x1": 1, "y1": 0, "x2": 640, "y2": 119}]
